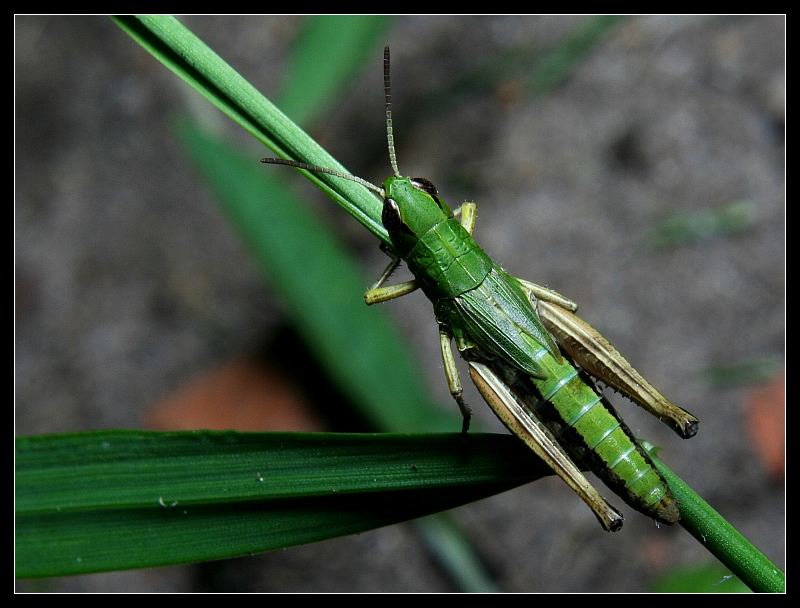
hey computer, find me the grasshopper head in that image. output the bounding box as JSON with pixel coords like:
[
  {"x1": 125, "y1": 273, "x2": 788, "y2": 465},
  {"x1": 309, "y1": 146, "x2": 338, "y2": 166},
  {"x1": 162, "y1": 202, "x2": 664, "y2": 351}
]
[{"x1": 381, "y1": 175, "x2": 454, "y2": 255}]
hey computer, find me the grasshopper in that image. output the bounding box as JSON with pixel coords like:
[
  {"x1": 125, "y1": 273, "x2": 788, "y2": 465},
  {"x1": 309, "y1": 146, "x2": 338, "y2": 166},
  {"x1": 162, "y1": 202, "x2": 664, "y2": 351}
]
[{"x1": 262, "y1": 47, "x2": 698, "y2": 531}]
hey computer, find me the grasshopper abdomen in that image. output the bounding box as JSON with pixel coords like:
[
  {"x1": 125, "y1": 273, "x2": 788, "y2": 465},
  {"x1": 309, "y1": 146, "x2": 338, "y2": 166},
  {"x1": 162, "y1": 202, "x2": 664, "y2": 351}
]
[{"x1": 496, "y1": 359, "x2": 679, "y2": 524}]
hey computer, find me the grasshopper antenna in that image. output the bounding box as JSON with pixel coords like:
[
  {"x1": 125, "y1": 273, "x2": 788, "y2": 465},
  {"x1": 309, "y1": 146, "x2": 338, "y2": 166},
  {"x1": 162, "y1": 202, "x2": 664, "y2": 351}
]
[
  {"x1": 384, "y1": 46, "x2": 401, "y2": 178},
  {"x1": 260, "y1": 158, "x2": 384, "y2": 197}
]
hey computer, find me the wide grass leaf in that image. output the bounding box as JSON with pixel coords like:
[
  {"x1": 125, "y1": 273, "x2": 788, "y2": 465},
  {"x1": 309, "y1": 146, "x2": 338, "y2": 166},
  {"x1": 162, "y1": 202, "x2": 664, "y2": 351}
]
[{"x1": 16, "y1": 431, "x2": 549, "y2": 578}]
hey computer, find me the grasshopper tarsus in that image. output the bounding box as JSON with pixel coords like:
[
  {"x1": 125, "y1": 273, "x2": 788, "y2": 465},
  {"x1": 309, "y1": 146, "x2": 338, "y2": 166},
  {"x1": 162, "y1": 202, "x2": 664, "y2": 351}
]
[
  {"x1": 458, "y1": 399, "x2": 472, "y2": 434},
  {"x1": 607, "y1": 513, "x2": 624, "y2": 533},
  {"x1": 681, "y1": 418, "x2": 699, "y2": 439}
]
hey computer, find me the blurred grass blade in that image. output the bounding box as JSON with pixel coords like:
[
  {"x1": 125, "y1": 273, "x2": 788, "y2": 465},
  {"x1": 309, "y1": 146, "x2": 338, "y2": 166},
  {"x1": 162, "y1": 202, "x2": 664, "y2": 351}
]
[
  {"x1": 650, "y1": 563, "x2": 750, "y2": 593},
  {"x1": 648, "y1": 446, "x2": 785, "y2": 593},
  {"x1": 112, "y1": 15, "x2": 389, "y2": 244},
  {"x1": 413, "y1": 16, "x2": 625, "y2": 120},
  {"x1": 16, "y1": 431, "x2": 550, "y2": 578},
  {"x1": 527, "y1": 15, "x2": 626, "y2": 95},
  {"x1": 277, "y1": 16, "x2": 391, "y2": 125},
  {"x1": 698, "y1": 357, "x2": 782, "y2": 388},
  {"x1": 177, "y1": 119, "x2": 458, "y2": 433},
  {"x1": 416, "y1": 514, "x2": 501, "y2": 593},
  {"x1": 644, "y1": 200, "x2": 757, "y2": 251}
]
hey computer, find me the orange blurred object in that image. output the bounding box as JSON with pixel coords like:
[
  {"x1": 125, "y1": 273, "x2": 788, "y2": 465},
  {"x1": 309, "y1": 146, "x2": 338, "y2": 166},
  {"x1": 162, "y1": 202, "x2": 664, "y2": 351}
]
[
  {"x1": 144, "y1": 358, "x2": 325, "y2": 432},
  {"x1": 640, "y1": 537, "x2": 670, "y2": 571},
  {"x1": 744, "y1": 370, "x2": 785, "y2": 481}
]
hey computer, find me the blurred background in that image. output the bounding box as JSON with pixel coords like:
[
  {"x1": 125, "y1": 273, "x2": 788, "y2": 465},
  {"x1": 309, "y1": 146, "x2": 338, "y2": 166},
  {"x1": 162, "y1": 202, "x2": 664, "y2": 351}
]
[{"x1": 16, "y1": 15, "x2": 784, "y2": 592}]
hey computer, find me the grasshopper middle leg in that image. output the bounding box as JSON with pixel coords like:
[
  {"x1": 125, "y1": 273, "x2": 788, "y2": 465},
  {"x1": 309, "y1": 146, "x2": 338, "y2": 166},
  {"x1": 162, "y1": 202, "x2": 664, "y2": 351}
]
[{"x1": 440, "y1": 329, "x2": 472, "y2": 433}]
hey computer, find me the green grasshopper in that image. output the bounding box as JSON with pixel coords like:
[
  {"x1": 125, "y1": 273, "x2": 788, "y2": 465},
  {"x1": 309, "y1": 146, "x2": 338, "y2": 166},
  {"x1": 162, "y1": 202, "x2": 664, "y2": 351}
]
[{"x1": 262, "y1": 47, "x2": 698, "y2": 531}]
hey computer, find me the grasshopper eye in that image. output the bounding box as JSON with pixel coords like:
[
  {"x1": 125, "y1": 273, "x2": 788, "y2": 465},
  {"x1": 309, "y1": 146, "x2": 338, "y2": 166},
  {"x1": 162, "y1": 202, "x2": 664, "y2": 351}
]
[
  {"x1": 382, "y1": 198, "x2": 403, "y2": 232},
  {"x1": 410, "y1": 177, "x2": 438, "y2": 197},
  {"x1": 411, "y1": 177, "x2": 447, "y2": 212}
]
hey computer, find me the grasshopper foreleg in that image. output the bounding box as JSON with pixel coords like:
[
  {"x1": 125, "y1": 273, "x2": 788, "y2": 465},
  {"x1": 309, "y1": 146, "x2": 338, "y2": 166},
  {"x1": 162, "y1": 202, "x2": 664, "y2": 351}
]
[
  {"x1": 364, "y1": 256, "x2": 419, "y2": 305},
  {"x1": 439, "y1": 329, "x2": 472, "y2": 433}
]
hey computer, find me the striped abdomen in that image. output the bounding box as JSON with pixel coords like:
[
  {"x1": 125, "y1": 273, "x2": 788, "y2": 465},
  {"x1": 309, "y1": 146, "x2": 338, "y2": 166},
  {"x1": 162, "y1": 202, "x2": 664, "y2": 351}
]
[{"x1": 528, "y1": 351, "x2": 679, "y2": 523}]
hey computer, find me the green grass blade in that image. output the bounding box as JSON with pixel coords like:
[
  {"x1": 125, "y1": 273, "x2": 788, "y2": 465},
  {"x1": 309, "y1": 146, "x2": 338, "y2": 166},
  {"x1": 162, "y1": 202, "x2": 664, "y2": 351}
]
[
  {"x1": 411, "y1": 16, "x2": 626, "y2": 121},
  {"x1": 16, "y1": 431, "x2": 549, "y2": 578},
  {"x1": 650, "y1": 564, "x2": 750, "y2": 593},
  {"x1": 527, "y1": 15, "x2": 626, "y2": 95},
  {"x1": 277, "y1": 16, "x2": 391, "y2": 126},
  {"x1": 698, "y1": 357, "x2": 783, "y2": 388},
  {"x1": 647, "y1": 448, "x2": 785, "y2": 593},
  {"x1": 112, "y1": 15, "x2": 388, "y2": 245},
  {"x1": 177, "y1": 119, "x2": 458, "y2": 433},
  {"x1": 415, "y1": 514, "x2": 501, "y2": 593},
  {"x1": 643, "y1": 200, "x2": 758, "y2": 251}
]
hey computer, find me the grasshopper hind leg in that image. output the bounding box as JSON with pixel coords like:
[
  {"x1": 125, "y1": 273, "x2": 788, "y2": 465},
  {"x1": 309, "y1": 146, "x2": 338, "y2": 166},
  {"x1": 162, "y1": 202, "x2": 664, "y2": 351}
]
[
  {"x1": 536, "y1": 300, "x2": 699, "y2": 439},
  {"x1": 468, "y1": 361, "x2": 624, "y2": 532},
  {"x1": 514, "y1": 277, "x2": 699, "y2": 439},
  {"x1": 516, "y1": 278, "x2": 579, "y2": 312}
]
